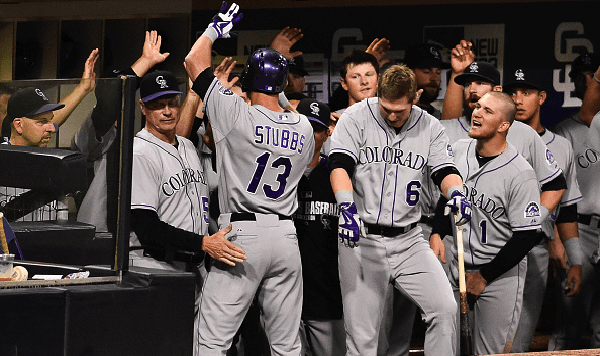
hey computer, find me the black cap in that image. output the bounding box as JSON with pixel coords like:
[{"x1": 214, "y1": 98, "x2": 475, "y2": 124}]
[
  {"x1": 140, "y1": 70, "x2": 182, "y2": 103},
  {"x1": 454, "y1": 62, "x2": 501, "y2": 86},
  {"x1": 503, "y1": 68, "x2": 545, "y2": 92},
  {"x1": 296, "y1": 98, "x2": 330, "y2": 129},
  {"x1": 2, "y1": 87, "x2": 65, "y2": 137},
  {"x1": 404, "y1": 43, "x2": 450, "y2": 70},
  {"x1": 288, "y1": 56, "x2": 308, "y2": 77},
  {"x1": 569, "y1": 53, "x2": 600, "y2": 78}
]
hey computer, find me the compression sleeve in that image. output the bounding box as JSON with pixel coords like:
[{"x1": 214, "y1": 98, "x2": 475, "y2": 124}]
[
  {"x1": 191, "y1": 67, "x2": 216, "y2": 100},
  {"x1": 327, "y1": 152, "x2": 356, "y2": 178},
  {"x1": 431, "y1": 166, "x2": 462, "y2": 188},
  {"x1": 131, "y1": 209, "x2": 204, "y2": 255},
  {"x1": 479, "y1": 229, "x2": 544, "y2": 283},
  {"x1": 541, "y1": 173, "x2": 567, "y2": 192}
]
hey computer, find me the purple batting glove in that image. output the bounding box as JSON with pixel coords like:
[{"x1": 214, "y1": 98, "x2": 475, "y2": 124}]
[
  {"x1": 209, "y1": 1, "x2": 243, "y2": 39},
  {"x1": 339, "y1": 202, "x2": 362, "y2": 248},
  {"x1": 444, "y1": 190, "x2": 472, "y2": 226}
]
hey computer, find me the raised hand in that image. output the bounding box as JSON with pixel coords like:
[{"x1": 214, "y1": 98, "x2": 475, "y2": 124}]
[
  {"x1": 366, "y1": 38, "x2": 390, "y2": 68},
  {"x1": 450, "y1": 40, "x2": 475, "y2": 75},
  {"x1": 208, "y1": 1, "x2": 243, "y2": 39},
  {"x1": 214, "y1": 56, "x2": 239, "y2": 89},
  {"x1": 269, "y1": 26, "x2": 303, "y2": 60}
]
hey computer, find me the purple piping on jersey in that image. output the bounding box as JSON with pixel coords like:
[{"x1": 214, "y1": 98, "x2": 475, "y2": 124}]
[
  {"x1": 560, "y1": 195, "x2": 583, "y2": 206},
  {"x1": 389, "y1": 163, "x2": 400, "y2": 227},
  {"x1": 135, "y1": 135, "x2": 203, "y2": 232},
  {"x1": 539, "y1": 168, "x2": 562, "y2": 186},
  {"x1": 513, "y1": 224, "x2": 542, "y2": 229},
  {"x1": 458, "y1": 116, "x2": 470, "y2": 134},
  {"x1": 204, "y1": 79, "x2": 219, "y2": 111},
  {"x1": 366, "y1": 98, "x2": 391, "y2": 225},
  {"x1": 544, "y1": 131, "x2": 556, "y2": 146},
  {"x1": 405, "y1": 108, "x2": 423, "y2": 132}
]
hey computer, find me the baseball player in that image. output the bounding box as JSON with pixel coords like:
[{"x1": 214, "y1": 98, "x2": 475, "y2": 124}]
[
  {"x1": 430, "y1": 91, "x2": 544, "y2": 355},
  {"x1": 502, "y1": 68, "x2": 583, "y2": 353},
  {"x1": 73, "y1": 30, "x2": 169, "y2": 233},
  {"x1": 328, "y1": 63, "x2": 471, "y2": 356},
  {"x1": 129, "y1": 69, "x2": 247, "y2": 356},
  {"x1": 551, "y1": 56, "x2": 600, "y2": 350},
  {"x1": 439, "y1": 44, "x2": 566, "y2": 236},
  {"x1": 184, "y1": 3, "x2": 315, "y2": 355}
]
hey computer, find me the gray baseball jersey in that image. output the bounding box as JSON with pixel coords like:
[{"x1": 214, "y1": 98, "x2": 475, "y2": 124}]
[
  {"x1": 587, "y1": 112, "x2": 600, "y2": 159},
  {"x1": 541, "y1": 129, "x2": 582, "y2": 209},
  {"x1": 202, "y1": 77, "x2": 315, "y2": 216},
  {"x1": 329, "y1": 98, "x2": 455, "y2": 226},
  {"x1": 554, "y1": 113, "x2": 600, "y2": 216},
  {"x1": 131, "y1": 128, "x2": 209, "y2": 236},
  {"x1": 441, "y1": 117, "x2": 562, "y2": 186},
  {"x1": 450, "y1": 139, "x2": 542, "y2": 266}
]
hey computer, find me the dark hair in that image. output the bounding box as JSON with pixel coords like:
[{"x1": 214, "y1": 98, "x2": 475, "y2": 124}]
[{"x1": 340, "y1": 50, "x2": 379, "y2": 79}]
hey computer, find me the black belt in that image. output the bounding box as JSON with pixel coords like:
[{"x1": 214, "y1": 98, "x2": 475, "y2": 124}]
[
  {"x1": 230, "y1": 212, "x2": 292, "y2": 222},
  {"x1": 141, "y1": 247, "x2": 204, "y2": 264},
  {"x1": 365, "y1": 222, "x2": 418, "y2": 237},
  {"x1": 578, "y1": 214, "x2": 600, "y2": 229},
  {"x1": 419, "y1": 215, "x2": 435, "y2": 226}
]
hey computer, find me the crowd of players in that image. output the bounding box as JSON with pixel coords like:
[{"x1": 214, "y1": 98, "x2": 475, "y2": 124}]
[{"x1": 2, "y1": 2, "x2": 600, "y2": 355}]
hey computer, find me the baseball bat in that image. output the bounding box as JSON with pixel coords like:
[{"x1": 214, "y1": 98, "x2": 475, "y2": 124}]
[
  {"x1": 456, "y1": 215, "x2": 473, "y2": 356},
  {"x1": 0, "y1": 213, "x2": 9, "y2": 254}
]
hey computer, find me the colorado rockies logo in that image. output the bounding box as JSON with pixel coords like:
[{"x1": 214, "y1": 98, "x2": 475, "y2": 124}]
[
  {"x1": 515, "y1": 69, "x2": 525, "y2": 81},
  {"x1": 309, "y1": 102, "x2": 320, "y2": 116},
  {"x1": 430, "y1": 46, "x2": 441, "y2": 60},
  {"x1": 545, "y1": 149, "x2": 556, "y2": 165},
  {"x1": 524, "y1": 201, "x2": 541, "y2": 218},
  {"x1": 468, "y1": 63, "x2": 479, "y2": 73},
  {"x1": 35, "y1": 89, "x2": 48, "y2": 101},
  {"x1": 155, "y1": 75, "x2": 169, "y2": 89}
]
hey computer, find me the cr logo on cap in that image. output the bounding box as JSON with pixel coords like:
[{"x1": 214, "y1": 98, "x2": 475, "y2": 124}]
[
  {"x1": 156, "y1": 76, "x2": 168, "y2": 89},
  {"x1": 515, "y1": 69, "x2": 525, "y2": 81},
  {"x1": 309, "y1": 102, "x2": 320, "y2": 116},
  {"x1": 35, "y1": 89, "x2": 48, "y2": 101},
  {"x1": 468, "y1": 63, "x2": 479, "y2": 73}
]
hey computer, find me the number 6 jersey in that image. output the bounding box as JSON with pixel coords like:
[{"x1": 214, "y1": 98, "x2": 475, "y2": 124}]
[
  {"x1": 329, "y1": 98, "x2": 455, "y2": 227},
  {"x1": 203, "y1": 77, "x2": 315, "y2": 216}
]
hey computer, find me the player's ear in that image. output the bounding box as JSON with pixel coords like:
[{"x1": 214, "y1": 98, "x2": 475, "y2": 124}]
[
  {"x1": 139, "y1": 99, "x2": 147, "y2": 115},
  {"x1": 413, "y1": 89, "x2": 423, "y2": 105},
  {"x1": 340, "y1": 77, "x2": 348, "y2": 91},
  {"x1": 498, "y1": 120, "x2": 510, "y2": 133},
  {"x1": 13, "y1": 118, "x2": 24, "y2": 135},
  {"x1": 538, "y1": 91, "x2": 547, "y2": 105}
]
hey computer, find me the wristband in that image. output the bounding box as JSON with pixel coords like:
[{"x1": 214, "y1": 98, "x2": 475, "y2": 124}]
[
  {"x1": 201, "y1": 27, "x2": 219, "y2": 43},
  {"x1": 445, "y1": 185, "x2": 464, "y2": 199},
  {"x1": 335, "y1": 190, "x2": 354, "y2": 204},
  {"x1": 563, "y1": 237, "x2": 584, "y2": 266}
]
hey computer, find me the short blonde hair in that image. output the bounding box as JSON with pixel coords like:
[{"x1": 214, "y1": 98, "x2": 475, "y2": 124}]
[{"x1": 377, "y1": 64, "x2": 417, "y2": 100}]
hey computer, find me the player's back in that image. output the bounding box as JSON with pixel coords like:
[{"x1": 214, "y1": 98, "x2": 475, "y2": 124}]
[{"x1": 214, "y1": 105, "x2": 314, "y2": 218}]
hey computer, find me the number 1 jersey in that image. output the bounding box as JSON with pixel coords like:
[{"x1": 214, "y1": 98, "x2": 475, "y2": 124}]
[{"x1": 203, "y1": 77, "x2": 315, "y2": 216}]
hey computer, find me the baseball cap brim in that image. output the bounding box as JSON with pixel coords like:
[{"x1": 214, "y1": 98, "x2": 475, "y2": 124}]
[
  {"x1": 503, "y1": 81, "x2": 543, "y2": 92},
  {"x1": 454, "y1": 73, "x2": 498, "y2": 86},
  {"x1": 27, "y1": 103, "x2": 65, "y2": 117},
  {"x1": 142, "y1": 90, "x2": 183, "y2": 103},
  {"x1": 307, "y1": 116, "x2": 329, "y2": 129},
  {"x1": 289, "y1": 67, "x2": 308, "y2": 76}
]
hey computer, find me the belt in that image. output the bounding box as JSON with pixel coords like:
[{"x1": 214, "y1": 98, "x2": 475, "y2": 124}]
[
  {"x1": 419, "y1": 215, "x2": 435, "y2": 226},
  {"x1": 365, "y1": 222, "x2": 418, "y2": 237},
  {"x1": 578, "y1": 214, "x2": 600, "y2": 229},
  {"x1": 230, "y1": 212, "x2": 292, "y2": 222}
]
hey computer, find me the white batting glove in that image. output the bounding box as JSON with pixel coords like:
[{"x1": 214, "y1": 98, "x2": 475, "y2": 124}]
[{"x1": 207, "y1": 2, "x2": 243, "y2": 39}]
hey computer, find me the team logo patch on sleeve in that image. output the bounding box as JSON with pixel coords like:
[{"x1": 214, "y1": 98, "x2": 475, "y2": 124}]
[
  {"x1": 545, "y1": 148, "x2": 556, "y2": 165},
  {"x1": 218, "y1": 86, "x2": 234, "y2": 95},
  {"x1": 446, "y1": 144, "x2": 454, "y2": 157},
  {"x1": 524, "y1": 201, "x2": 541, "y2": 218}
]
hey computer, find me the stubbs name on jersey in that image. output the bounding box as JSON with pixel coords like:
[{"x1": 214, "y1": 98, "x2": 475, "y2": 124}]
[{"x1": 254, "y1": 124, "x2": 307, "y2": 155}]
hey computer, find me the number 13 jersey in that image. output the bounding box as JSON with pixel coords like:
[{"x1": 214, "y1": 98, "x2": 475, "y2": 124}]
[{"x1": 203, "y1": 77, "x2": 315, "y2": 216}]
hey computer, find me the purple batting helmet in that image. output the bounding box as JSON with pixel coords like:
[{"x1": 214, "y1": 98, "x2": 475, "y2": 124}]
[{"x1": 240, "y1": 48, "x2": 288, "y2": 94}]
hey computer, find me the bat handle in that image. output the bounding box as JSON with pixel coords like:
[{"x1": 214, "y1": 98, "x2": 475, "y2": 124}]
[{"x1": 455, "y1": 213, "x2": 473, "y2": 356}]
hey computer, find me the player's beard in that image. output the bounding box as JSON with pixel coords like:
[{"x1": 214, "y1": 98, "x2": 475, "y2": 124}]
[{"x1": 418, "y1": 85, "x2": 440, "y2": 105}]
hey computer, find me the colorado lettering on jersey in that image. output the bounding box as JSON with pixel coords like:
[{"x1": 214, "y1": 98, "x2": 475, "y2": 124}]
[
  {"x1": 465, "y1": 185, "x2": 506, "y2": 219},
  {"x1": 577, "y1": 147, "x2": 600, "y2": 168},
  {"x1": 254, "y1": 125, "x2": 306, "y2": 154},
  {"x1": 358, "y1": 145, "x2": 427, "y2": 171},
  {"x1": 162, "y1": 167, "x2": 206, "y2": 196}
]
